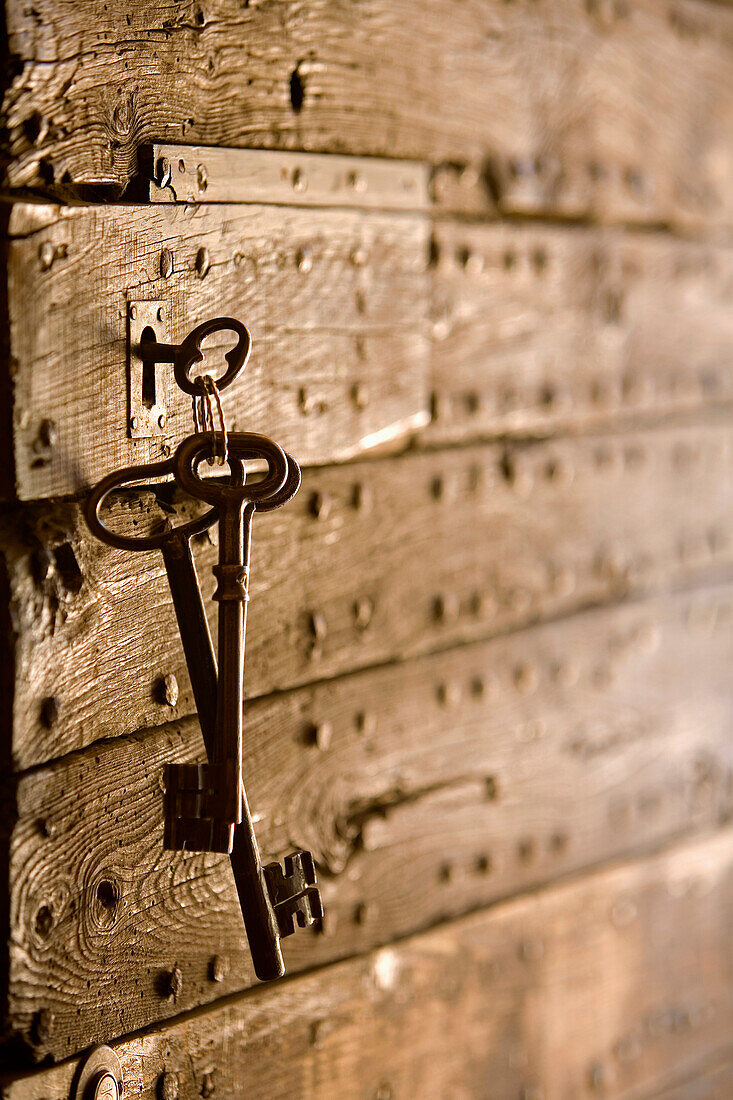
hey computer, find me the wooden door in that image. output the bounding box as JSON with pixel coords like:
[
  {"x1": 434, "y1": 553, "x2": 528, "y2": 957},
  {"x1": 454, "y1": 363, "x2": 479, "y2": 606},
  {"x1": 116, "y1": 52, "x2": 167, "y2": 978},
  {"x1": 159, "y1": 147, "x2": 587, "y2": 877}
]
[{"x1": 1, "y1": 2, "x2": 733, "y2": 1097}]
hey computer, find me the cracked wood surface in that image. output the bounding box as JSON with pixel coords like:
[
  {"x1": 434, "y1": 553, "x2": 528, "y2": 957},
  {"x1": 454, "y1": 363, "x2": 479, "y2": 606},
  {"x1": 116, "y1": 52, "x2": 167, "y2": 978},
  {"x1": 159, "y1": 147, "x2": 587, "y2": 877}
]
[
  {"x1": 426, "y1": 221, "x2": 733, "y2": 446},
  {"x1": 2, "y1": 1, "x2": 733, "y2": 230},
  {"x1": 4, "y1": 422, "x2": 733, "y2": 771},
  {"x1": 5, "y1": 585, "x2": 733, "y2": 1059},
  {"x1": 5, "y1": 828, "x2": 733, "y2": 1094},
  {"x1": 3, "y1": 200, "x2": 428, "y2": 500}
]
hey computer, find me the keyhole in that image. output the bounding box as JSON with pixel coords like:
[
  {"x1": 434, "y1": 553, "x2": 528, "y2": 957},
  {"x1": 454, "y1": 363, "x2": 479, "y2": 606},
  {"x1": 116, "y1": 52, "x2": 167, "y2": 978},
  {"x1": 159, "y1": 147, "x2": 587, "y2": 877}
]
[{"x1": 141, "y1": 326, "x2": 157, "y2": 409}]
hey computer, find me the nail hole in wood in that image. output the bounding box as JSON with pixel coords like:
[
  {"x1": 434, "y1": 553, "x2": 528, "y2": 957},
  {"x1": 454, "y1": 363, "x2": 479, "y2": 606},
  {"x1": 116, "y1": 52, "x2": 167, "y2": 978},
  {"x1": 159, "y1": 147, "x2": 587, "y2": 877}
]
[
  {"x1": 40, "y1": 695, "x2": 60, "y2": 729},
  {"x1": 290, "y1": 65, "x2": 305, "y2": 112},
  {"x1": 53, "y1": 542, "x2": 83, "y2": 593},
  {"x1": 518, "y1": 838, "x2": 535, "y2": 863},
  {"x1": 195, "y1": 246, "x2": 211, "y2": 277},
  {"x1": 438, "y1": 862, "x2": 453, "y2": 883},
  {"x1": 475, "y1": 854, "x2": 492, "y2": 874}
]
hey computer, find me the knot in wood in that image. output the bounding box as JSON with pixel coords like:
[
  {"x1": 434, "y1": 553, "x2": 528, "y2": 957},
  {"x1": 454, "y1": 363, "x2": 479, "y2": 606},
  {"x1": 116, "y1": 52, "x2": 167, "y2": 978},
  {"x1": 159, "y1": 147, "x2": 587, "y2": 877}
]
[{"x1": 212, "y1": 564, "x2": 249, "y2": 602}]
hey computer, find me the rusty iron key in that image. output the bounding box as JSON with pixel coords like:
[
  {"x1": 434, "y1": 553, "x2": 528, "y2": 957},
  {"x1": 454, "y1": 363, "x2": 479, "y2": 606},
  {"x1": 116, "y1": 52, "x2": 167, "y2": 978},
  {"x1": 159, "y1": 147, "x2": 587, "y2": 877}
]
[
  {"x1": 174, "y1": 432, "x2": 323, "y2": 980},
  {"x1": 224, "y1": 456, "x2": 323, "y2": 972},
  {"x1": 139, "y1": 315, "x2": 252, "y2": 395},
  {"x1": 85, "y1": 451, "x2": 248, "y2": 853},
  {"x1": 173, "y1": 433, "x2": 288, "y2": 832},
  {"x1": 88, "y1": 435, "x2": 287, "y2": 847},
  {"x1": 86, "y1": 439, "x2": 323, "y2": 980}
]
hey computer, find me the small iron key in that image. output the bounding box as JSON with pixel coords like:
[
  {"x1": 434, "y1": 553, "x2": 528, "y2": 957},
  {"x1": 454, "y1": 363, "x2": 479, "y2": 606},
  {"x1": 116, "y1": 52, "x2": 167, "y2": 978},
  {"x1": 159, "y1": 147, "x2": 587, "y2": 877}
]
[
  {"x1": 85, "y1": 452, "x2": 248, "y2": 853},
  {"x1": 139, "y1": 316, "x2": 252, "y2": 396}
]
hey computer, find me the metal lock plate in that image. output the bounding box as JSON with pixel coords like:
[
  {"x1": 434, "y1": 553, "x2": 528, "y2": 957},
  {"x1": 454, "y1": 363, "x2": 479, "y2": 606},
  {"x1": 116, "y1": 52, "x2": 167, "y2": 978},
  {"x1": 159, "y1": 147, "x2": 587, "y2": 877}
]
[
  {"x1": 128, "y1": 300, "x2": 171, "y2": 439},
  {"x1": 73, "y1": 1044, "x2": 123, "y2": 1099}
]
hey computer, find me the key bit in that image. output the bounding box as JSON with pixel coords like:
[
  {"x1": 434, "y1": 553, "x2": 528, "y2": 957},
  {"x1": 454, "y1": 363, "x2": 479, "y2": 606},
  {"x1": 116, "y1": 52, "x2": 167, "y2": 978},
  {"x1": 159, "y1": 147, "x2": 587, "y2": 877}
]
[
  {"x1": 163, "y1": 761, "x2": 236, "y2": 853},
  {"x1": 264, "y1": 852, "x2": 324, "y2": 938}
]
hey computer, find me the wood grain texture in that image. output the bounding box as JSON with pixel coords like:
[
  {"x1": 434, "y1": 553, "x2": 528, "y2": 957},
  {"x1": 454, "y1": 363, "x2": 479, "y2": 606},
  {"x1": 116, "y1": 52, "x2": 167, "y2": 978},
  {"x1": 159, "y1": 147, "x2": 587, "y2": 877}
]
[
  {"x1": 5, "y1": 584, "x2": 733, "y2": 1060},
  {"x1": 427, "y1": 221, "x2": 733, "y2": 445},
  {"x1": 5, "y1": 422, "x2": 733, "y2": 771},
  {"x1": 5, "y1": 828, "x2": 733, "y2": 1095},
  {"x1": 4, "y1": 200, "x2": 428, "y2": 500},
  {"x1": 3, "y1": 0, "x2": 733, "y2": 229}
]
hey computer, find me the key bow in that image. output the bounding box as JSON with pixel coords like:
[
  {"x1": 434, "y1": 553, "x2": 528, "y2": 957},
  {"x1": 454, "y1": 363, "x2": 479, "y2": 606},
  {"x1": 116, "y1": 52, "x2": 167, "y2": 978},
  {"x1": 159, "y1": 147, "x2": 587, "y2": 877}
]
[{"x1": 139, "y1": 316, "x2": 252, "y2": 396}]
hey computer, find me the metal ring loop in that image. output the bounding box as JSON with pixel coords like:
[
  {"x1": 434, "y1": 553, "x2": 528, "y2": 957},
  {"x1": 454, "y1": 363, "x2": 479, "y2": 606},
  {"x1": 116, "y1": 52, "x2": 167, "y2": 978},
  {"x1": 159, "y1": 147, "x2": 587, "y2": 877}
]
[
  {"x1": 174, "y1": 432, "x2": 288, "y2": 508},
  {"x1": 198, "y1": 373, "x2": 228, "y2": 467}
]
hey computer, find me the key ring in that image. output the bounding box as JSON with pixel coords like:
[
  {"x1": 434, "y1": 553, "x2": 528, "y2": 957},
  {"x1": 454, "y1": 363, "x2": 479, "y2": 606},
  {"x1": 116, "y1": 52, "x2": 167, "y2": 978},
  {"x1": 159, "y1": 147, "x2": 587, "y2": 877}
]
[
  {"x1": 85, "y1": 455, "x2": 245, "y2": 552},
  {"x1": 173, "y1": 432, "x2": 289, "y2": 509},
  {"x1": 194, "y1": 373, "x2": 229, "y2": 467}
]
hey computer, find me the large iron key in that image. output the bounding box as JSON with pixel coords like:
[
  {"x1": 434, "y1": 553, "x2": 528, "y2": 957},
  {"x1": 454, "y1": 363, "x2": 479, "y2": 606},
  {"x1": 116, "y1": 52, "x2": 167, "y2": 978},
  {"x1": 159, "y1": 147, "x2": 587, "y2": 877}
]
[
  {"x1": 173, "y1": 432, "x2": 320, "y2": 980},
  {"x1": 86, "y1": 440, "x2": 322, "y2": 980},
  {"x1": 223, "y1": 454, "x2": 322, "y2": 977}
]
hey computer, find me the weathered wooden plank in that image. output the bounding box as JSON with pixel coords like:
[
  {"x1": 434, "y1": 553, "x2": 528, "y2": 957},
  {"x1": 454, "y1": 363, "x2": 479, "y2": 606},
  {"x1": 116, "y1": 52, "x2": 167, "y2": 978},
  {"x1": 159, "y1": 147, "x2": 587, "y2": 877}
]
[
  {"x1": 148, "y1": 145, "x2": 430, "y2": 209},
  {"x1": 5, "y1": 421, "x2": 733, "y2": 771},
  {"x1": 9, "y1": 210, "x2": 732, "y2": 505},
  {"x1": 3, "y1": 0, "x2": 733, "y2": 229},
  {"x1": 5, "y1": 585, "x2": 733, "y2": 1061},
  {"x1": 3, "y1": 200, "x2": 428, "y2": 500},
  {"x1": 427, "y1": 220, "x2": 733, "y2": 445},
  {"x1": 651, "y1": 1052, "x2": 733, "y2": 1100},
  {"x1": 5, "y1": 828, "x2": 733, "y2": 1094}
]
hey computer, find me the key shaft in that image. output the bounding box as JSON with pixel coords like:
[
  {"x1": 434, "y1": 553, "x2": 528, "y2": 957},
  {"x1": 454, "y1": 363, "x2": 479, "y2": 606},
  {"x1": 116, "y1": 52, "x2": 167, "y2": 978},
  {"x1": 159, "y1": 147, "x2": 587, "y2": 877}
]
[
  {"x1": 161, "y1": 530, "x2": 233, "y2": 853},
  {"x1": 173, "y1": 432, "x2": 291, "y2": 979},
  {"x1": 210, "y1": 498, "x2": 251, "y2": 824},
  {"x1": 166, "y1": 524, "x2": 284, "y2": 980}
]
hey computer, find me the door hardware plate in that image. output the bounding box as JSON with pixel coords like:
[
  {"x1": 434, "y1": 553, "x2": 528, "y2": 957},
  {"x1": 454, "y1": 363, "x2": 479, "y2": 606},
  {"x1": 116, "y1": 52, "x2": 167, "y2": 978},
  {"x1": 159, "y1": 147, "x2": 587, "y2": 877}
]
[{"x1": 127, "y1": 299, "x2": 171, "y2": 439}]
